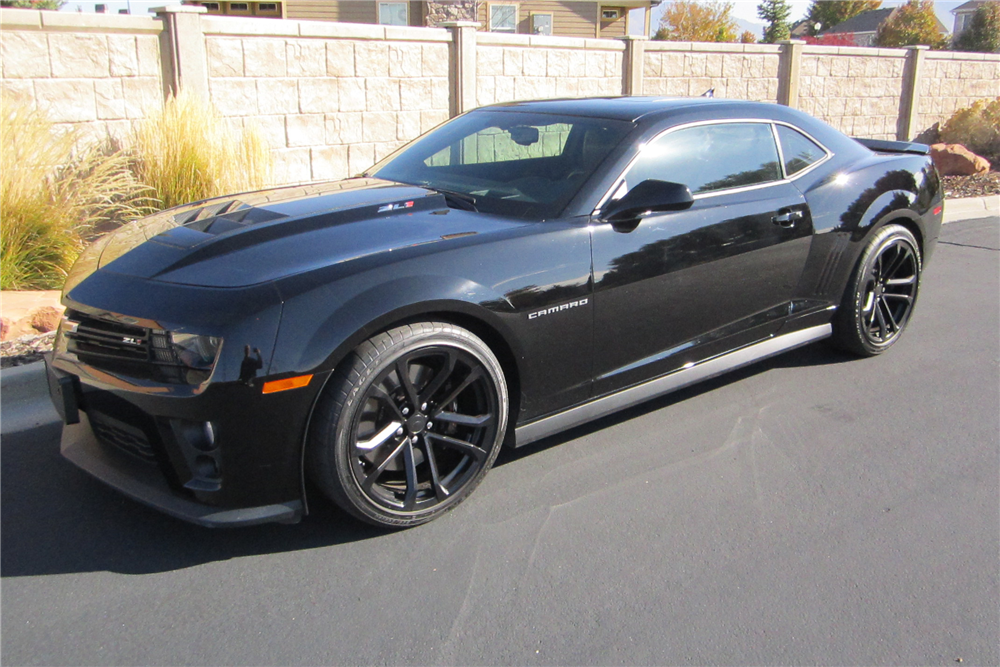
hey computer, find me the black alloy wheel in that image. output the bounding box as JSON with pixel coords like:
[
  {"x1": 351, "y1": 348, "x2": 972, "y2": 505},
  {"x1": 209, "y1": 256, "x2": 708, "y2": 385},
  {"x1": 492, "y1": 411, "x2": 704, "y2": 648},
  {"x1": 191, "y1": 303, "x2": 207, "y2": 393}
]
[
  {"x1": 833, "y1": 224, "x2": 922, "y2": 356},
  {"x1": 309, "y1": 322, "x2": 508, "y2": 527}
]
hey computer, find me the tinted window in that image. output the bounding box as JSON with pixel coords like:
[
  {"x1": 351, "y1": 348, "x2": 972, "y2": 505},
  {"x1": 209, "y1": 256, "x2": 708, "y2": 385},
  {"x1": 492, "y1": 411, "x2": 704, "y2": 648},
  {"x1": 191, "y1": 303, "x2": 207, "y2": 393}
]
[
  {"x1": 776, "y1": 124, "x2": 826, "y2": 176},
  {"x1": 624, "y1": 123, "x2": 782, "y2": 195},
  {"x1": 369, "y1": 111, "x2": 632, "y2": 220}
]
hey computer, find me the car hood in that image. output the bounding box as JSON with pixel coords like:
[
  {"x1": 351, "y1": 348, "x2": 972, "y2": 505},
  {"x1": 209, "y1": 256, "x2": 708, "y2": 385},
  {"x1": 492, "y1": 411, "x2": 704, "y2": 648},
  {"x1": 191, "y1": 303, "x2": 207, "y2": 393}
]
[{"x1": 65, "y1": 178, "x2": 528, "y2": 290}]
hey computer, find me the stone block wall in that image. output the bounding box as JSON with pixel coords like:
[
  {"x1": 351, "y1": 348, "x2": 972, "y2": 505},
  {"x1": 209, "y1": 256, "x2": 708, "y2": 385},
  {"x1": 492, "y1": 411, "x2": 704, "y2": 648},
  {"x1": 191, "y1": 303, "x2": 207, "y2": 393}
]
[
  {"x1": 2, "y1": 8, "x2": 998, "y2": 188},
  {"x1": 475, "y1": 34, "x2": 624, "y2": 106},
  {"x1": 642, "y1": 43, "x2": 781, "y2": 101},
  {"x1": 916, "y1": 51, "x2": 1000, "y2": 135},
  {"x1": 799, "y1": 48, "x2": 906, "y2": 140},
  {"x1": 202, "y1": 17, "x2": 451, "y2": 184},
  {"x1": 0, "y1": 8, "x2": 163, "y2": 145}
]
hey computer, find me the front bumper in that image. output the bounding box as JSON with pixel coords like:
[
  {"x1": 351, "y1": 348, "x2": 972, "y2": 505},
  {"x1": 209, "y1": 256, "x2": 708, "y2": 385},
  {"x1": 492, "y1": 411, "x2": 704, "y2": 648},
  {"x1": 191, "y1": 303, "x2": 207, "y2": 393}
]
[
  {"x1": 62, "y1": 412, "x2": 302, "y2": 527},
  {"x1": 47, "y1": 354, "x2": 326, "y2": 528}
]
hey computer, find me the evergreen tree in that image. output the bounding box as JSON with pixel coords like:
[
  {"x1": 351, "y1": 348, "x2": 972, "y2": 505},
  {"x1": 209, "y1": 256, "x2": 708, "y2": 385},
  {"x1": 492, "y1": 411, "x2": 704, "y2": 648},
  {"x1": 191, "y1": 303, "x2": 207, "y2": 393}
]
[
  {"x1": 954, "y1": 1, "x2": 1000, "y2": 53},
  {"x1": 804, "y1": 1, "x2": 882, "y2": 36},
  {"x1": 757, "y1": 0, "x2": 792, "y2": 43}
]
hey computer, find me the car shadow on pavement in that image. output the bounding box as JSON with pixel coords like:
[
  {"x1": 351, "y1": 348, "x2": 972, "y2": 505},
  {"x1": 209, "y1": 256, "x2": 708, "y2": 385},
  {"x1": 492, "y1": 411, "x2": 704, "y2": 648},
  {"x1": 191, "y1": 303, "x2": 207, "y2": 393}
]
[{"x1": 1, "y1": 341, "x2": 853, "y2": 579}]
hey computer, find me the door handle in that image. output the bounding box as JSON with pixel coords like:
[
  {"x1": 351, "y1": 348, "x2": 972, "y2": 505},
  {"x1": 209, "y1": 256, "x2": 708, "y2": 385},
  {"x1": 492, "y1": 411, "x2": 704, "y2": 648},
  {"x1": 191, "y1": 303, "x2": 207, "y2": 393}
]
[{"x1": 772, "y1": 210, "x2": 803, "y2": 228}]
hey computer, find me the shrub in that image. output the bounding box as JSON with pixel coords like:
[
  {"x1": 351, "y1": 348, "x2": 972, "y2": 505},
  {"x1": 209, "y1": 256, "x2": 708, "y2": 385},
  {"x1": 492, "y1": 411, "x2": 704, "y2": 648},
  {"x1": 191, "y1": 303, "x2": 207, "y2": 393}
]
[
  {"x1": 1, "y1": 97, "x2": 153, "y2": 290},
  {"x1": 130, "y1": 93, "x2": 272, "y2": 210},
  {"x1": 939, "y1": 97, "x2": 1000, "y2": 159}
]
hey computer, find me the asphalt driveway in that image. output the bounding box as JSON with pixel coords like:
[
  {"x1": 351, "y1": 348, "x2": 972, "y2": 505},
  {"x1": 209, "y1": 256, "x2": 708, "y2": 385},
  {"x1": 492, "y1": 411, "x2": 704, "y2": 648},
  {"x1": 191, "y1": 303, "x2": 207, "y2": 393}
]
[{"x1": 1, "y1": 215, "x2": 997, "y2": 666}]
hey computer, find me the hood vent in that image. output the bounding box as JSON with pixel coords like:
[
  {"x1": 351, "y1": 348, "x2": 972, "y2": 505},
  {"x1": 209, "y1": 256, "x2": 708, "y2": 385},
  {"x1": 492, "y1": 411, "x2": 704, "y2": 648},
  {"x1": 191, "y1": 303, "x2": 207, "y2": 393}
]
[{"x1": 174, "y1": 199, "x2": 287, "y2": 236}]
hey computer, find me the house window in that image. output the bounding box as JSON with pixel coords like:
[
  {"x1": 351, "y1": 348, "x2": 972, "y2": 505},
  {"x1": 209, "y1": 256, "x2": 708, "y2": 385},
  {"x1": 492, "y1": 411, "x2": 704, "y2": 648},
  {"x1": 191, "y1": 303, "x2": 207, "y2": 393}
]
[
  {"x1": 490, "y1": 4, "x2": 518, "y2": 32},
  {"x1": 258, "y1": 3, "x2": 277, "y2": 10},
  {"x1": 378, "y1": 2, "x2": 408, "y2": 25},
  {"x1": 601, "y1": 8, "x2": 620, "y2": 20},
  {"x1": 201, "y1": 2, "x2": 221, "y2": 10},
  {"x1": 531, "y1": 13, "x2": 553, "y2": 35},
  {"x1": 229, "y1": 2, "x2": 249, "y2": 10}
]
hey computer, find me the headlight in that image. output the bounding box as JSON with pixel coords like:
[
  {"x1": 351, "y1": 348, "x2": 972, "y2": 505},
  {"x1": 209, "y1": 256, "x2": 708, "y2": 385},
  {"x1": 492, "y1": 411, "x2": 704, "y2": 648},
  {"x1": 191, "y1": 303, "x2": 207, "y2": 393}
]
[{"x1": 150, "y1": 331, "x2": 222, "y2": 369}]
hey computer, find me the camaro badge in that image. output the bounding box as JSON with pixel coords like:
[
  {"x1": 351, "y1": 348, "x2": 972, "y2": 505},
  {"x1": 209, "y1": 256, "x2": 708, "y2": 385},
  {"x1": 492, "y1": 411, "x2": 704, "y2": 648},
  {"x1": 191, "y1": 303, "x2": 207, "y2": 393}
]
[{"x1": 528, "y1": 298, "x2": 589, "y2": 320}]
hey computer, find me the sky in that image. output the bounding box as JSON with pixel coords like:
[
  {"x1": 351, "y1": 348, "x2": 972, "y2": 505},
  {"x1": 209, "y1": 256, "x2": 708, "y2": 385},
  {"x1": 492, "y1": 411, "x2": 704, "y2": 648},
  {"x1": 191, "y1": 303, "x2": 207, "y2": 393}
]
[{"x1": 61, "y1": 1, "x2": 967, "y2": 35}]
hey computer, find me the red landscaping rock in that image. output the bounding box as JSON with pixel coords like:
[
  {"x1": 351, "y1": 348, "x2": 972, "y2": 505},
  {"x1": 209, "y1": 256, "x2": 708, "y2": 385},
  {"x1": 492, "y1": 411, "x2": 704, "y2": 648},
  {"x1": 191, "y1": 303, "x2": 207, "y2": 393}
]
[{"x1": 930, "y1": 143, "x2": 991, "y2": 176}]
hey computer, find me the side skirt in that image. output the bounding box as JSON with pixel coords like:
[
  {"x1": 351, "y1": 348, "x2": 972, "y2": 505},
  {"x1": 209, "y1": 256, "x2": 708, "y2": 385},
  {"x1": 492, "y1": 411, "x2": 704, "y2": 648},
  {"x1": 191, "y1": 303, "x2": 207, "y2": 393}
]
[{"x1": 513, "y1": 323, "x2": 832, "y2": 447}]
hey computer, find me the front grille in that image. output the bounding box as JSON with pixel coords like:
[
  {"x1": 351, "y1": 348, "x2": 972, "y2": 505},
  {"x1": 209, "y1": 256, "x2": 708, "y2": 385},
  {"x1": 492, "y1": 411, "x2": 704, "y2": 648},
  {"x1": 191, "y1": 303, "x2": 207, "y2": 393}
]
[
  {"x1": 89, "y1": 411, "x2": 157, "y2": 462},
  {"x1": 66, "y1": 315, "x2": 151, "y2": 363}
]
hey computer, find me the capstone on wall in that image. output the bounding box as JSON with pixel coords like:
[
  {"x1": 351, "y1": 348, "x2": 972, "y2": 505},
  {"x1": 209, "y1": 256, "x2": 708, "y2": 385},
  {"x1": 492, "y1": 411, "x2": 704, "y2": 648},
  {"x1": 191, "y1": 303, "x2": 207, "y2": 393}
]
[
  {"x1": 642, "y1": 44, "x2": 781, "y2": 101},
  {"x1": 0, "y1": 9, "x2": 163, "y2": 146},
  {"x1": 799, "y1": 49, "x2": 906, "y2": 141}
]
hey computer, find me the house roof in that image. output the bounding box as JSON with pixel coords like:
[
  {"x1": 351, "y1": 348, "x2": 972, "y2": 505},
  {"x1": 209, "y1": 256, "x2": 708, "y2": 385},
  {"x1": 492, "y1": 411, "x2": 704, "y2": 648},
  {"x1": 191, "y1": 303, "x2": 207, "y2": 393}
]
[
  {"x1": 953, "y1": 0, "x2": 987, "y2": 14},
  {"x1": 823, "y1": 7, "x2": 896, "y2": 35}
]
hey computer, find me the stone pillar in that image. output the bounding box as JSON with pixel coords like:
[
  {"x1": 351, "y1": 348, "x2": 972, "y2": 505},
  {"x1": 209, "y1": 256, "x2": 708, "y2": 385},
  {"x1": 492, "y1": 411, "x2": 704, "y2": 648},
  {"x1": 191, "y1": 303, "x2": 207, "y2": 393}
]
[
  {"x1": 898, "y1": 45, "x2": 929, "y2": 141},
  {"x1": 154, "y1": 4, "x2": 209, "y2": 99},
  {"x1": 621, "y1": 35, "x2": 647, "y2": 96},
  {"x1": 776, "y1": 39, "x2": 805, "y2": 108},
  {"x1": 442, "y1": 21, "x2": 479, "y2": 117}
]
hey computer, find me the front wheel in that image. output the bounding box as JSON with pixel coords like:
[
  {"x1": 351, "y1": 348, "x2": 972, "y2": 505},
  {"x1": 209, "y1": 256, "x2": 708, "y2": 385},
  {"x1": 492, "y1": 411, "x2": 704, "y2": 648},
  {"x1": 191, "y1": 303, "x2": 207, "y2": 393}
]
[
  {"x1": 832, "y1": 224, "x2": 922, "y2": 356},
  {"x1": 308, "y1": 322, "x2": 508, "y2": 527}
]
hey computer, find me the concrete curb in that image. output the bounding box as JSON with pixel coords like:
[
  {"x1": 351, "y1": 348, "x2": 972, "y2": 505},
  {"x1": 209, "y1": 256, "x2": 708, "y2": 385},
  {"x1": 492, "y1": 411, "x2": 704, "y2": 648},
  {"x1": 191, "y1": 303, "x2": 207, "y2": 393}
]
[
  {"x1": 943, "y1": 195, "x2": 999, "y2": 223},
  {"x1": 0, "y1": 198, "x2": 995, "y2": 436},
  {"x1": 1, "y1": 360, "x2": 58, "y2": 435}
]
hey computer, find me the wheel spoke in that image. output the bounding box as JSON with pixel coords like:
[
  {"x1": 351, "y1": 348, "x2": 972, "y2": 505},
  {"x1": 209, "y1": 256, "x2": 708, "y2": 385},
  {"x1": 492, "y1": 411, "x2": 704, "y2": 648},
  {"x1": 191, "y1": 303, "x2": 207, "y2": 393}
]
[
  {"x1": 882, "y1": 293, "x2": 913, "y2": 303},
  {"x1": 418, "y1": 351, "x2": 457, "y2": 406},
  {"x1": 395, "y1": 357, "x2": 420, "y2": 409},
  {"x1": 429, "y1": 367, "x2": 483, "y2": 417},
  {"x1": 874, "y1": 301, "x2": 888, "y2": 339},
  {"x1": 401, "y1": 438, "x2": 419, "y2": 511},
  {"x1": 362, "y1": 437, "x2": 409, "y2": 491},
  {"x1": 424, "y1": 439, "x2": 451, "y2": 501},
  {"x1": 885, "y1": 276, "x2": 915, "y2": 287},
  {"x1": 369, "y1": 385, "x2": 407, "y2": 422},
  {"x1": 881, "y1": 297, "x2": 900, "y2": 332},
  {"x1": 883, "y1": 245, "x2": 911, "y2": 279},
  {"x1": 426, "y1": 432, "x2": 487, "y2": 463},
  {"x1": 356, "y1": 421, "x2": 402, "y2": 451},
  {"x1": 435, "y1": 411, "x2": 494, "y2": 427}
]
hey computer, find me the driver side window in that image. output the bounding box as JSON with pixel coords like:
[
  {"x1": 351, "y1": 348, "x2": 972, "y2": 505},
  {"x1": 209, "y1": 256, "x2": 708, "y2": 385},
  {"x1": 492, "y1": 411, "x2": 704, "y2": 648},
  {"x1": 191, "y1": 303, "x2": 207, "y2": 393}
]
[{"x1": 623, "y1": 123, "x2": 782, "y2": 196}]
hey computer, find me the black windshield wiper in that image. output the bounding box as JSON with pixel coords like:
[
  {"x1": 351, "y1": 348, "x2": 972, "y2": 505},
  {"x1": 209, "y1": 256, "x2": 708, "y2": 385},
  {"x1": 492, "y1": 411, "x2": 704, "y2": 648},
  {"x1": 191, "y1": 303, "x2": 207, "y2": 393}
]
[{"x1": 427, "y1": 187, "x2": 478, "y2": 212}]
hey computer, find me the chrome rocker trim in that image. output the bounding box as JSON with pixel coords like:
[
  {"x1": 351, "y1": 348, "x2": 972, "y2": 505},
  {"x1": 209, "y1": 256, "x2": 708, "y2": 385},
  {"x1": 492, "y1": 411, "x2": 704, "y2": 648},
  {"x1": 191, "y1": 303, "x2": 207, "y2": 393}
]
[{"x1": 514, "y1": 324, "x2": 832, "y2": 447}]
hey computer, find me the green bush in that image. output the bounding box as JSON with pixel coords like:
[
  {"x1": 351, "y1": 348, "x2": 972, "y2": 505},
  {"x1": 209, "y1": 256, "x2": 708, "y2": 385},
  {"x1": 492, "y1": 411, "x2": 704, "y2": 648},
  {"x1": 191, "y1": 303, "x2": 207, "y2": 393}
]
[
  {"x1": 1, "y1": 97, "x2": 153, "y2": 290},
  {"x1": 131, "y1": 92, "x2": 272, "y2": 210},
  {"x1": 939, "y1": 97, "x2": 1000, "y2": 159}
]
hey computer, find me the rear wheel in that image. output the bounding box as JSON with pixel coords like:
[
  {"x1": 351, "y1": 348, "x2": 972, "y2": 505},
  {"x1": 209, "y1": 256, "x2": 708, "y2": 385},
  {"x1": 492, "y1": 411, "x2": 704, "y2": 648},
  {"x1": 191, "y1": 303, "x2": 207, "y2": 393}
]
[
  {"x1": 832, "y1": 224, "x2": 921, "y2": 356},
  {"x1": 308, "y1": 322, "x2": 508, "y2": 527}
]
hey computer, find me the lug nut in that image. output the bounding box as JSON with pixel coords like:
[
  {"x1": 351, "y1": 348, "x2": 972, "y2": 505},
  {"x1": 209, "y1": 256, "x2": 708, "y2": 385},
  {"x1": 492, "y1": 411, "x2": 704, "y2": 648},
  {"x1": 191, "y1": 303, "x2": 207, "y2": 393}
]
[
  {"x1": 426, "y1": 422, "x2": 433, "y2": 430},
  {"x1": 402, "y1": 407, "x2": 410, "y2": 415},
  {"x1": 421, "y1": 403, "x2": 428, "y2": 412},
  {"x1": 396, "y1": 427, "x2": 404, "y2": 436}
]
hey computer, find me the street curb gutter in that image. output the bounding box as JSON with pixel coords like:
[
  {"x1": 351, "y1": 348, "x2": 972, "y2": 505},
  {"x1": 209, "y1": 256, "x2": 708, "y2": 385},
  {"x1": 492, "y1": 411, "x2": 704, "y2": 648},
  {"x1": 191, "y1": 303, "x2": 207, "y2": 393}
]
[{"x1": 0, "y1": 196, "x2": 996, "y2": 437}]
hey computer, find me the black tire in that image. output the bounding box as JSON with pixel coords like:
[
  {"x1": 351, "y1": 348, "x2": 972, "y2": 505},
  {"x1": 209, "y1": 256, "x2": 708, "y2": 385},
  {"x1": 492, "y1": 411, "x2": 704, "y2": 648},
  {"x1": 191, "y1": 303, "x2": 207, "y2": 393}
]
[
  {"x1": 308, "y1": 322, "x2": 508, "y2": 527},
  {"x1": 832, "y1": 223, "x2": 922, "y2": 357}
]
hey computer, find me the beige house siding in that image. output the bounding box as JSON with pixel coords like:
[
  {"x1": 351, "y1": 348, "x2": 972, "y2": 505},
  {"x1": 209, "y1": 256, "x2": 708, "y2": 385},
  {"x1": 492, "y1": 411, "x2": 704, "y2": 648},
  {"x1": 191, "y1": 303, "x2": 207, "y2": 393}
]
[
  {"x1": 285, "y1": 1, "x2": 424, "y2": 26},
  {"x1": 598, "y1": 5, "x2": 627, "y2": 38},
  {"x1": 477, "y1": 1, "x2": 596, "y2": 37}
]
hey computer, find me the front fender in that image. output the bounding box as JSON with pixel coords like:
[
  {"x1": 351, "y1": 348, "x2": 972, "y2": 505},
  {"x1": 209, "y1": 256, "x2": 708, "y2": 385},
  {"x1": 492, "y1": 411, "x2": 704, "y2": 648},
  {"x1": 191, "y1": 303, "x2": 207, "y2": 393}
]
[{"x1": 269, "y1": 273, "x2": 520, "y2": 377}]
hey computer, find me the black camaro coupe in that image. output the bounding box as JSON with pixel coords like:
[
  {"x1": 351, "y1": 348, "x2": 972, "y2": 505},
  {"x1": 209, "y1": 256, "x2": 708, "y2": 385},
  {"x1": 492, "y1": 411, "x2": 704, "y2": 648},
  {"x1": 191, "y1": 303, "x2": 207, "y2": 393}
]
[{"x1": 47, "y1": 97, "x2": 943, "y2": 528}]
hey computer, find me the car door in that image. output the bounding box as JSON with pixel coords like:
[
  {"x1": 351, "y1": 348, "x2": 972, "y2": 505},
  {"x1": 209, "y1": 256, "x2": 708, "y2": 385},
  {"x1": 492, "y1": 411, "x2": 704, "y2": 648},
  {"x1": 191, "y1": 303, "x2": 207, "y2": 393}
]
[{"x1": 590, "y1": 121, "x2": 814, "y2": 396}]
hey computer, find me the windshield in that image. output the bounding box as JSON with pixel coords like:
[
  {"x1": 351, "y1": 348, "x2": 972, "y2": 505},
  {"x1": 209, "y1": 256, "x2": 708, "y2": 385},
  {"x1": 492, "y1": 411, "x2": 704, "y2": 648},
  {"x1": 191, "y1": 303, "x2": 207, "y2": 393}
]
[{"x1": 367, "y1": 110, "x2": 633, "y2": 221}]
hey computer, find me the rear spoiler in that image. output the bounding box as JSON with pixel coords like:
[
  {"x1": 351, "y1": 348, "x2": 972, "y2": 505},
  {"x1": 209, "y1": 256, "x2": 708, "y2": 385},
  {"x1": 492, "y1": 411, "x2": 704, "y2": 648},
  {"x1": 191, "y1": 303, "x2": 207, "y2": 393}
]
[{"x1": 854, "y1": 137, "x2": 930, "y2": 156}]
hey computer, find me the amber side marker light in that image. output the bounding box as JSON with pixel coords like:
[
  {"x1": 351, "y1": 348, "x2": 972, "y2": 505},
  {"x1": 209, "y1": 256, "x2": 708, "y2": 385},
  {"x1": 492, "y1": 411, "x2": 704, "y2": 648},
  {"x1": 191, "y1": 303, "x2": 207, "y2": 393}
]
[{"x1": 262, "y1": 374, "x2": 313, "y2": 394}]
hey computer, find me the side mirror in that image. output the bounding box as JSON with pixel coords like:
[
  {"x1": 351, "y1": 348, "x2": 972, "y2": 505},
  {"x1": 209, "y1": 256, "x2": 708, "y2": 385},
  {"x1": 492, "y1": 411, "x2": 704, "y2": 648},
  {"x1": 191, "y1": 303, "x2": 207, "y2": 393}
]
[{"x1": 600, "y1": 180, "x2": 694, "y2": 226}]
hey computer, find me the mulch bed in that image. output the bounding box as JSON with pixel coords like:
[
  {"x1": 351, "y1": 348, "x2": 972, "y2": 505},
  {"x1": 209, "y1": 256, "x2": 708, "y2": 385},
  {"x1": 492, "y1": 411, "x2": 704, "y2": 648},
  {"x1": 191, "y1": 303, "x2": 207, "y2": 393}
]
[{"x1": 2, "y1": 175, "x2": 997, "y2": 370}]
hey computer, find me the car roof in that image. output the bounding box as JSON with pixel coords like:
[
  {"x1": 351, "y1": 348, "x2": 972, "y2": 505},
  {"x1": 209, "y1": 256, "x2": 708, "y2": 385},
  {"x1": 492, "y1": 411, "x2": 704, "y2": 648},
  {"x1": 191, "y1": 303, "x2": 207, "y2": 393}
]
[{"x1": 482, "y1": 96, "x2": 785, "y2": 123}]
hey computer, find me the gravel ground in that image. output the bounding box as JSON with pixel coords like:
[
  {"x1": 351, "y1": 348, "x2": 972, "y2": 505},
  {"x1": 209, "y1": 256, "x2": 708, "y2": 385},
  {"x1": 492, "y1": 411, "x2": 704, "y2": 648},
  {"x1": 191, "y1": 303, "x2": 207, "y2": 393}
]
[{"x1": 2, "y1": 178, "x2": 996, "y2": 370}]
